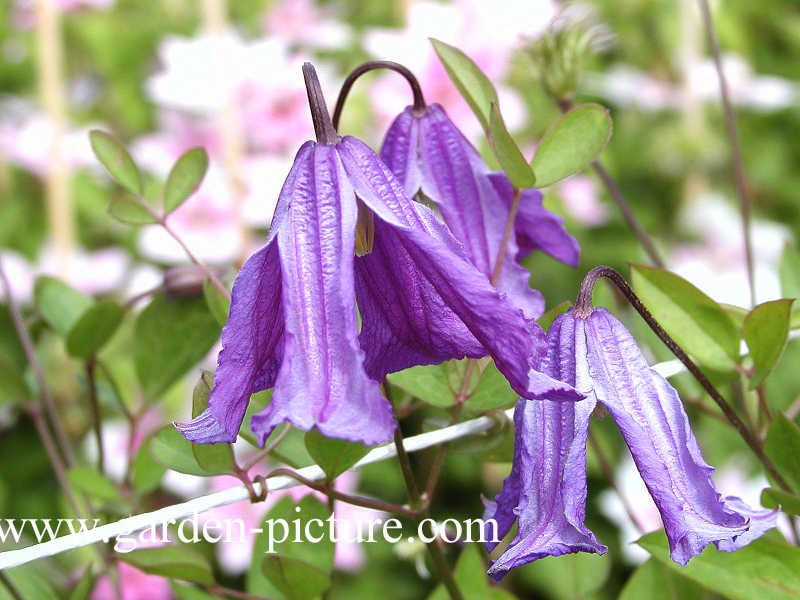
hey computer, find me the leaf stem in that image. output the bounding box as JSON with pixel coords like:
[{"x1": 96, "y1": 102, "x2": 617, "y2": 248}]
[
  {"x1": 0, "y1": 571, "x2": 24, "y2": 600},
  {"x1": 697, "y1": 0, "x2": 756, "y2": 307},
  {"x1": 86, "y1": 357, "x2": 105, "y2": 473},
  {"x1": 576, "y1": 265, "x2": 790, "y2": 491}
]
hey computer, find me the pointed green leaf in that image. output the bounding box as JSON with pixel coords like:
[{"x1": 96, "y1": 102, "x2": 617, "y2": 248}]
[
  {"x1": 68, "y1": 567, "x2": 95, "y2": 600},
  {"x1": 130, "y1": 433, "x2": 166, "y2": 494},
  {"x1": 779, "y1": 244, "x2": 800, "y2": 299},
  {"x1": 631, "y1": 264, "x2": 740, "y2": 371},
  {"x1": 118, "y1": 546, "x2": 213, "y2": 585},
  {"x1": 638, "y1": 530, "x2": 800, "y2": 600},
  {"x1": 164, "y1": 147, "x2": 209, "y2": 214},
  {"x1": 65, "y1": 300, "x2": 124, "y2": 359},
  {"x1": 134, "y1": 295, "x2": 220, "y2": 399},
  {"x1": 66, "y1": 466, "x2": 122, "y2": 503},
  {"x1": 149, "y1": 426, "x2": 226, "y2": 476},
  {"x1": 431, "y1": 38, "x2": 498, "y2": 132},
  {"x1": 467, "y1": 362, "x2": 516, "y2": 411},
  {"x1": 387, "y1": 362, "x2": 456, "y2": 407},
  {"x1": 761, "y1": 487, "x2": 800, "y2": 516},
  {"x1": 108, "y1": 197, "x2": 158, "y2": 225},
  {"x1": 764, "y1": 414, "x2": 800, "y2": 494},
  {"x1": 743, "y1": 299, "x2": 794, "y2": 388},
  {"x1": 620, "y1": 559, "x2": 707, "y2": 600},
  {"x1": 304, "y1": 429, "x2": 369, "y2": 480},
  {"x1": 488, "y1": 103, "x2": 536, "y2": 188},
  {"x1": 34, "y1": 276, "x2": 93, "y2": 336},
  {"x1": 531, "y1": 104, "x2": 612, "y2": 187},
  {"x1": 261, "y1": 555, "x2": 330, "y2": 600},
  {"x1": 429, "y1": 544, "x2": 516, "y2": 600},
  {"x1": 190, "y1": 371, "x2": 235, "y2": 474},
  {"x1": 203, "y1": 278, "x2": 229, "y2": 326},
  {"x1": 89, "y1": 130, "x2": 142, "y2": 195}
]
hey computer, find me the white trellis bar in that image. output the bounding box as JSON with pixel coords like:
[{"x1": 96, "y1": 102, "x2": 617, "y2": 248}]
[{"x1": 0, "y1": 338, "x2": 794, "y2": 571}]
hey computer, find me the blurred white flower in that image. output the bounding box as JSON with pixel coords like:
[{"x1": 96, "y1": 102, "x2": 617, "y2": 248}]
[{"x1": 13, "y1": 0, "x2": 114, "y2": 29}]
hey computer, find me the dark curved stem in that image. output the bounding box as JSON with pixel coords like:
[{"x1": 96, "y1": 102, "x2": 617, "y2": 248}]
[
  {"x1": 697, "y1": 0, "x2": 756, "y2": 307},
  {"x1": 332, "y1": 60, "x2": 426, "y2": 130},
  {"x1": 303, "y1": 62, "x2": 338, "y2": 144},
  {"x1": 576, "y1": 266, "x2": 791, "y2": 492}
]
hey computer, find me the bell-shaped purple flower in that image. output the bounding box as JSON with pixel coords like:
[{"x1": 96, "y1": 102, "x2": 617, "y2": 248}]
[
  {"x1": 486, "y1": 306, "x2": 777, "y2": 576},
  {"x1": 178, "y1": 65, "x2": 580, "y2": 448},
  {"x1": 379, "y1": 104, "x2": 580, "y2": 319}
]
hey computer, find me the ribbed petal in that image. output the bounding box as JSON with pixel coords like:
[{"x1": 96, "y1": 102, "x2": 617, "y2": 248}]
[
  {"x1": 408, "y1": 105, "x2": 544, "y2": 318},
  {"x1": 175, "y1": 142, "x2": 319, "y2": 444},
  {"x1": 583, "y1": 307, "x2": 773, "y2": 565},
  {"x1": 488, "y1": 173, "x2": 580, "y2": 267},
  {"x1": 250, "y1": 143, "x2": 395, "y2": 446},
  {"x1": 338, "y1": 135, "x2": 581, "y2": 401},
  {"x1": 486, "y1": 313, "x2": 605, "y2": 580}
]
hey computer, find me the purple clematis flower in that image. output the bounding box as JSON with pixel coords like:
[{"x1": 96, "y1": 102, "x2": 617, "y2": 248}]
[
  {"x1": 178, "y1": 64, "x2": 580, "y2": 447},
  {"x1": 380, "y1": 103, "x2": 579, "y2": 319},
  {"x1": 485, "y1": 306, "x2": 777, "y2": 578}
]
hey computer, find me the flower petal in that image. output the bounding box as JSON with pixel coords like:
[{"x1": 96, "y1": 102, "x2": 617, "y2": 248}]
[
  {"x1": 488, "y1": 173, "x2": 580, "y2": 267},
  {"x1": 486, "y1": 313, "x2": 605, "y2": 580},
  {"x1": 251, "y1": 143, "x2": 395, "y2": 446},
  {"x1": 177, "y1": 239, "x2": 285, "y2": 444},
  {"x1": 584, "y1": 307, "x2": 771, "y2": 564},
  {"x1": 338, "y1": 135, "x2": 580, "y2": 401},
  {"x1": 413, "y1": 105, "x2": 544, "y2": 318}
]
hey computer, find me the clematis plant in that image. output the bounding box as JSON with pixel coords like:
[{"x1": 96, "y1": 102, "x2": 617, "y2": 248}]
[
  {"x1": 484, "y1": 269, "x2": 778, "y2": 579},
  {"x1": 178, "y1": 63, "x2": 580, "y2": 447}
]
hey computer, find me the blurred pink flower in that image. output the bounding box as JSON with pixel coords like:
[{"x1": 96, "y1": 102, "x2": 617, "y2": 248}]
[
  {"x1": 263, "y1": 0, "x2": 351, "y2": 50},
  {"x1": 557, "y1": 174, "x2": 608, "y2": 227},
  {"x1": 91, "y1": 561, "x2": 172, "y2": 600},
  {"x1": 201, "y1": 470, "x2": 380, "y2": 575}
]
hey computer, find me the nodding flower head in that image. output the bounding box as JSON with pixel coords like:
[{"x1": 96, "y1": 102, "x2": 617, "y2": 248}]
[
  {"x1": 485, "y1": 306, "x2": 777, "y2": 579},
  {"x1": 380, "y1": 102, "x2": 579, "y2": 320},
  {"x1": 177, "y1": 63, "x2": 581, "y2": 447}
]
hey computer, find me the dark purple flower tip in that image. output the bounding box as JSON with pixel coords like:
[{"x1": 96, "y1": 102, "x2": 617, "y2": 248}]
[{"x1": 582, "y1": 307, "x2": 777, "y2": 565}]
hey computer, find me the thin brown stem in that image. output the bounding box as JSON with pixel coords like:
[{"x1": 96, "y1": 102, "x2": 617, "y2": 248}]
[
  {"x1": 0, "y1": 571, "x2": 24, "y2": 600},
  {"x1": 490, "y1": 188, "x2": 522, "y2": 284},
  {"x1": 267, "y1": 467, "x2": 418, "y2": 518},
  {"x1": 122, "y1": 284, "x2": 163, "y2": 311},
  {"x1": 756, "y1": 385, "x2": 773, "y2": 429},
  {"x1": 159, "y1": 218, "x2": 230, "y2": 301},
  {"x1": 576, "y1": 266, "x2": 791, "y2": 492},
  {"x1": 86, "y1": 358, "x2": 105, "y2": 473},
  {"x1": 333, "y1": 60, "x2": 426, "y2": 130},
  {"x1": 241, "y1": 423, "x2": 292, "y2": 471},
  {"x1": 0, "y1": 258, "x2": 74, "y2": 466},
  {"x1": 697, "y1": 0, "x2": 756, "y2": 307},
  {"x1": 204, "y1": 583, "x2": 271, "y2": 600}
]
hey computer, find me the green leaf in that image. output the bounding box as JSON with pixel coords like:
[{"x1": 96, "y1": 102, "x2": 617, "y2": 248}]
[
  {"x1": 118, "y1": 546, "x2": 214, "y2": 585},
  {"x1": 467, "y1": 362, "x2": 517, "y2": 411},
  {"x1": 517, "y1": 552, "x2": 611, "y2": 600},
  {"x1": 89, "y1": 130, "x2": 142, "y2": 195},
  {"x1": 67, "y1": 466, "x2": 122, "y2": 503},
  {"x1": 171, "y1": 583, "x2": 216, "y2": 600},
  {"x1": 261, "y1": 555, "x2": 330, "y2": 600},
  {"x1": 134, "y1": 294, "x2": 220, "y2": 399},
  {"x1": 429, "y1": 544, "x2": 515, "y2": 600},
  {"x1": 620, "y1": 559, "x2": 707, "y2": 600},
  {"x1": 65, "y1": 300, "x2": 124, "y2": 359},
  {"x1": 203, "y1": 278, "x2": 229, "y2": 327},
  {"x1": 304, "y1": 429, "x2": 369, "y2": 480},
  {"x1": 764, "y1": 414, "x2": 800, "y2": 493},
  {"x1": 638, "y1": 530, "x2": 800, "y2": 600},
  {"x1": 68, "y1": 567, "x2": 95, "y2": 600},
  {"x1": 631, "y1": 264, "x2": 740, "y2": 371},
  {"x1": 488, "y1": 103, "x2": 536, "y2": 188},
  {"x1": 251, "y1": 496, "x2": 334, "y2": 598},
  {"x1": 108, "y1": 197, "x2": 158, "y2": 225},
  {"x1": 430, "y1": 38, "x2": 498, "y2": 132},
  {"x1": 761, "y1": 487, "x2": 800, "y2": 516},
  {"x1": 0, "y1": 565, "x2": 58, "y2": 600},
  {"x1": 530, "y1": 104, "x2": 613, "y2": 187},
  {"x1": 779, "y1": 244, "x2": 800, "y2": 299},
  {"x1": 148, "y1": 426, "x2": 226, "y2": 476},
  {"x1": 190, "y1": 371, "x2": 235, "y2": 474},
  {"x1": 130, "y1": 434, "x2": 166, "y2": 494},
  {"x1": 387, "y1": 362, "x2": 456, "y2": 407},
  {"x1": 164, "y1": 147, "x2": 209, "y2": 213},
  {"x1": 0, "y1": 357, "x2": 30, "y2": 406},
  {"x1": 34, "y1": 276, "x2": 93, "y2": 336},
  {"x1": 743, "y1": 299, "x2": 794, "y2": 388}
]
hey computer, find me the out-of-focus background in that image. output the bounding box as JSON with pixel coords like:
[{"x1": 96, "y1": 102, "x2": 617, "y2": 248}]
[{"x1": 1, "y1": 0, "x2": 799, "y2": 598}]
